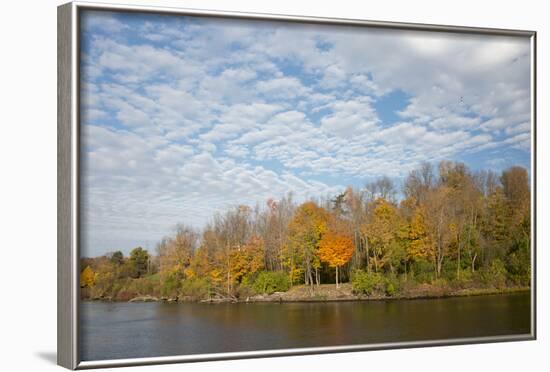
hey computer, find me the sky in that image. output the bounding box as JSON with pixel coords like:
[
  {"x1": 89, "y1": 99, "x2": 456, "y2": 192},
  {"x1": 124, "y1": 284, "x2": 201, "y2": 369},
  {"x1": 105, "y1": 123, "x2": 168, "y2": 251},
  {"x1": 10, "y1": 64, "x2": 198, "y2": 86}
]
[{"x1": 79, "y1": 10, "x2": 532, "y2": 257}]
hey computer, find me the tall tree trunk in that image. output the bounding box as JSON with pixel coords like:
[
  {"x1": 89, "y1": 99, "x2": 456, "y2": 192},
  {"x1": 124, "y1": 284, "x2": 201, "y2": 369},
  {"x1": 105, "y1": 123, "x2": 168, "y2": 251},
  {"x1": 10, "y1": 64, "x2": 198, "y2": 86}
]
[
  {"x1": 435, "y1": 208, "x2": 444, "y2": 278},
  {"x1": 315, "y1": 267, "x2": 320, "y2": 287},
  {"x1": 289, "y1": 255, "x2": 294, "y2": 285},
  {"x1": 432, "y1": 243, "x2": 437, "y2": 278},
  {"x1": 304, "y1": 256, "x2": 310, "y2": 286},
  {"x1": 469, "y1": 211, "x2": 477, "y2": 273},
  {"x1": 278, "y1": 222, "x2": 284, "y2": 271},
  {"x1": 457, "y1": 231, "x2": 461, "y2": 280},
  {"x1": 336, "y1": 266, "x2": 339, "y2": 288},
  {"x1": 372, "y1": 248, "x2": 378, "y2": 273},
  {"x1": 226, "y1": 245, "x2": 231, "y2": 296},
  {"x1": 317, "y1": 270, "x2": 320, "y2": 287},
  {"x1": 365, "y1": 237, "x2": 370, "y2": 273}
]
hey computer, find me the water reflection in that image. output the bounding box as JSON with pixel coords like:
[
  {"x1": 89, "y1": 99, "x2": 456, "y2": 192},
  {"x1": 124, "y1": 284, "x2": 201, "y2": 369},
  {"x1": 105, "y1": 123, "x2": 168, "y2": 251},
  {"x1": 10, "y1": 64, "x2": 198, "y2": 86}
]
[{"x1": 81, "y1": 292, "x2": 530, "y2": 361}]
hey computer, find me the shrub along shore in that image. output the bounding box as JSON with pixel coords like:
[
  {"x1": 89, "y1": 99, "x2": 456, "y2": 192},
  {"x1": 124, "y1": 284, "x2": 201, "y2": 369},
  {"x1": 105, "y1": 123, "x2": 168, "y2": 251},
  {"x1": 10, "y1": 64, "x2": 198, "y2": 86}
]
[
  {"x1": 81, "y1": 267, "x2": 529, "y2": 304},
  {"x1": 83, "y1": 281, "x2": 530, "y2": 304}
]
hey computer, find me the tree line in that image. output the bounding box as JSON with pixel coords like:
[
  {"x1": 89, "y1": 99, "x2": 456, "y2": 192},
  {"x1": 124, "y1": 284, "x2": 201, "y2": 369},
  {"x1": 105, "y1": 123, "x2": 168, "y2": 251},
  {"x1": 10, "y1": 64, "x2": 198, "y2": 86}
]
[{"x1": 80, "y1": 161, "x2": 531, "y2": 301}]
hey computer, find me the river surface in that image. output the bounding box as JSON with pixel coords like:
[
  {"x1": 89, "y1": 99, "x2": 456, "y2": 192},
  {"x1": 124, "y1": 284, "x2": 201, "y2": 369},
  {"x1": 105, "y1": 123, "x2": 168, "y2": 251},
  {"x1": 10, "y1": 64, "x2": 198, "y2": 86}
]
[{"x1": 80, "y1": 292, "x2": 531, "y2": 361}]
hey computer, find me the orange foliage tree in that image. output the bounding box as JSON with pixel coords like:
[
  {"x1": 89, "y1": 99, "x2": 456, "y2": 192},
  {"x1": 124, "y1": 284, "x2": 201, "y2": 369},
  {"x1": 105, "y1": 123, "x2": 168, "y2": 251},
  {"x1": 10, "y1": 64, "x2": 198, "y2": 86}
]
[
  {"x1": 229, "y1": 236, "x2": 265, "y2": 284},
  {"x1": 319, "y1": 231, "x2": 354, "y2": 288}
]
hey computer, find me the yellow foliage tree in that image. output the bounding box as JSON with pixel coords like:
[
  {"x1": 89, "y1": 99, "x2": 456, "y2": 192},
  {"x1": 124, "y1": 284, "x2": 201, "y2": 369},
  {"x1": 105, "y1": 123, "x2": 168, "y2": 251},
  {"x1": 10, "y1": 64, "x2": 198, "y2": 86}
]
[
  {"x1": 80, "y1": 266, "x2": 96, "y2": 288},
  {"x1": 286, "y1": 202, "x2": 328, "y2": 286},
  {"x1": 184, "y1": 246, "x2": 211, "y2": 280},
  {"x1": 319, "y1": 231, "x2": 354, "y2": 288},
  {"x1": 158, "y1": 226, "x2": 197, "y2": 280},
  {"x1": 229, "y1": 236, "x2": 265, "y2": 284},
  {"x1": 364, "y1": 199, "x2": 401, "y2": 273},
  {"x1": 408, "y1": 205, "x2": 431, "y2": 260}
]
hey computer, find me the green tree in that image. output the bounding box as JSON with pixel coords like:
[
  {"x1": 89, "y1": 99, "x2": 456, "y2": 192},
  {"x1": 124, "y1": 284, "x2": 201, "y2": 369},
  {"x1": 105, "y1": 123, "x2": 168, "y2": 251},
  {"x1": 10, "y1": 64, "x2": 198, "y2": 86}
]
[
  {"x1": 109, "y1": 251, "x2": 124, "y2": 266},
  {"x1": 129, "y1": 247, "x2": 150, "y2": 278},
  {"x1": 253, "y1": 271, "x2": 290, "y2": 294}
]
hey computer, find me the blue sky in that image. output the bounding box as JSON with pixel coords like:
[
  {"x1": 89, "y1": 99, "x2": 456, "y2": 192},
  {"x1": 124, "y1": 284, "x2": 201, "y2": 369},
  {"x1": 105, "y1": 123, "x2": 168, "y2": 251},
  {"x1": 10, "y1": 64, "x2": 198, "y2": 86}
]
[{"x1": 80, "y1": 10, "x2": 532, "y2": 257}]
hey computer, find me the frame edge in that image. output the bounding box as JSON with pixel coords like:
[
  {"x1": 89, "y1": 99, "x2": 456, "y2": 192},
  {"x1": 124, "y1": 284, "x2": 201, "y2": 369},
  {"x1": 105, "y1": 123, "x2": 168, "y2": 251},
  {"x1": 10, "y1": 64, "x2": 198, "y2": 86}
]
[
  {"x1": 66, "y1": 2, "x2": 537, "y2": 369},
  {"x1": 531, "y1": 31, "x2": 537, "y2": 341},
  {"x1": 72, "y1": 0, "x2": 535, "y2": 36},
  {"x1": 58, "y1": 2, "x2": 78, "y2": 370}
]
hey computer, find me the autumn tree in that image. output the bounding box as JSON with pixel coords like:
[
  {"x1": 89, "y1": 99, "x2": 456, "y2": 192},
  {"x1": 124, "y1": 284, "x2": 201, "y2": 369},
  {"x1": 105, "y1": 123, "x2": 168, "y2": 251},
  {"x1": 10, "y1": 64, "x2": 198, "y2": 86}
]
[
  {"x1": 229, "y1": 236, "x2": 265, "y2": 284},
  {"x1": 481, "y1": 188, "x2": 509, "y2": 263},
  {"x1": 185, "y1": 246, "x2": 211, "y2": 280},
  {"x1": 501, "y1": 166, "x2": 531, "y2": 285},
  {"x1": 259, "y1": 195, "x2": 294, "y2": 272},
  {"x1": 501, "y1": 167, "x2": 530, "y2": 208},
  {"x1": 78, "y1": 161, "x2": 531, "y2": 301},
  {"x1": 364, "y1": 198, "x2": 401, "y2": 273},
  {"x1": 80, "y1": 266, "x2": 96, "y2": 288},
  {"x1": 423, "y1": 186, "x2": 452, "y2": 278},
  {"x1": 319, "y1": 230, "x2": 354, "y2": 288},
  {"x1": 366, "y1": 176, "x2": 397, "y2": 203},
  {"x1": 341, "y1": 187, "x2": 368, "y2": 273},
  {"x1": 407, "y1": 205, "x2": 431, "y2": 263},
  {"x1": 158, "y1": 225, "x2": 198, "y2": 287},
  {"x1": 439, "y1": 161, "x2": 483, "y2": 278},
  {"x1": 501, "y1": 166, "x2": 531, "y2": 238},
  {"x1": 287, "y1": 202, "x2": 328, "y2": 286},
  {"x1": 404, "y1": 162, "x2": 435, "y2": 205},
  {"x1": 89, "y1": 257, "x2": 118, "y2": 298}
]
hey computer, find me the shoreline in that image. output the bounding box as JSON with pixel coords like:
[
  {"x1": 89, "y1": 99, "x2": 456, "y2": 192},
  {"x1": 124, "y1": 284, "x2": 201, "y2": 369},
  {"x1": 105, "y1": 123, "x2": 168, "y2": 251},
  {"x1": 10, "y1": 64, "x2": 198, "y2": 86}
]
[{"x1": 83, "y1": 286, "x2": 530, "y2": 304}]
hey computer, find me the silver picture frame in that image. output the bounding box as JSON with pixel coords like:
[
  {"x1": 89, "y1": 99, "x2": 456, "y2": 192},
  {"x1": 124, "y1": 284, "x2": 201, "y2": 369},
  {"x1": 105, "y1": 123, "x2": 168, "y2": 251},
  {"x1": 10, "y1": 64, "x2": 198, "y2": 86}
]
[{"x1": 57, "y1": 1, "x2": 537, "y2": 369}]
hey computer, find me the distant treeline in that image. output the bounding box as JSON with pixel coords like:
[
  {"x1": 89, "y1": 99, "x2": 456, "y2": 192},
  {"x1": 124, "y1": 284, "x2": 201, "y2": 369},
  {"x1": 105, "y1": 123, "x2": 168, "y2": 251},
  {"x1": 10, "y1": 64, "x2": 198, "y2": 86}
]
[{"x1": 80, "y1": 161, "x2": 531, "y2": 301}]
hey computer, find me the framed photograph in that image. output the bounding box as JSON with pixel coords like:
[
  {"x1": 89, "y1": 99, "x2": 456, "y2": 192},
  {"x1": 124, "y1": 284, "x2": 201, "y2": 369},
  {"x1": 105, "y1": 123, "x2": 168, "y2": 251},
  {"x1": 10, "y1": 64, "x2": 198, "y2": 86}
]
[{"x1": 57, "y1": 1, "x2": 536, "y2": 369}]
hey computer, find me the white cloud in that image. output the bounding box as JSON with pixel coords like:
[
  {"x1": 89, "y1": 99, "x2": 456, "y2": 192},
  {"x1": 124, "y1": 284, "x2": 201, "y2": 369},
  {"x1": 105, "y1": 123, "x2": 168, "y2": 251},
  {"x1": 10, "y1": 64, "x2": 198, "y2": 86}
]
[
  {"x1": 320, "y1": 97, "x2": 379, "y2": 137},
  {"x1": 501, "y1": 132, "x2": 531, "y2": 151},
  {"x1": 256, "y1": 77, "x2": 311, "y2": 99},
  {"x1": 505, "y1": 121, "x2": 531, "y2": 136},
  {"x1": 79, "y1": 11, "x2": 531, "y2": 255},
  {"x1": 82, "y1": 11, "x2": 128, "y2": 33}
]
